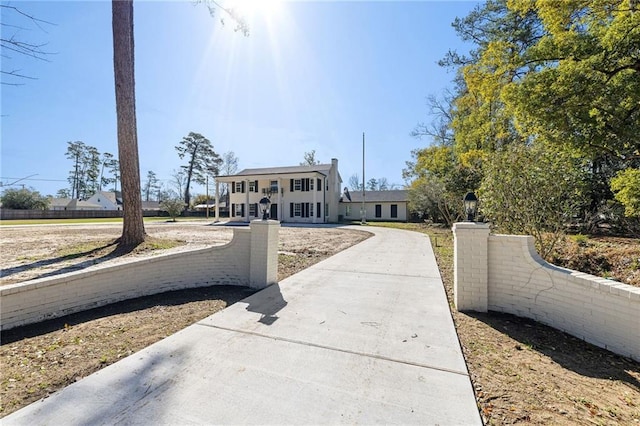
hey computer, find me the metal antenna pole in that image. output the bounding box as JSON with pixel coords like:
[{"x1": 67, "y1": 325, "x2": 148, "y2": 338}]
[{"x1": 361, "y1": 132, "x2": 366, "y2": 225}]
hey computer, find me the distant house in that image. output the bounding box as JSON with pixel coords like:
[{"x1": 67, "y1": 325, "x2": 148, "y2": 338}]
[
  {"x1": 86, "y1": 191, "x2": 122, "y2": 210},
  {"x1": 66, "y1": 199, "x2": 102, "y2": 211},
  {"x1": 340, "y1": 189, "x2": 409, "y2": 222},
  {"x1": 48, "y1": 198, "x2": 73, "y2": 211},
  {"x1": 142, "y1": 201, "x2": 161, "y2": 211},
  {"x1": 215, "y1": 159, "x2": 342, "y2": 223}
]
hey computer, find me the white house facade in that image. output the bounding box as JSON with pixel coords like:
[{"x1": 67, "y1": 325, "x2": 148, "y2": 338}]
[
  {"x1": 340, "y1": 190, "x2": 409, "y2": 222},
  {"x1": 86, "y1": 191, "x2": 122, "y2": 210},
  {"x1": 215, "y1": 159, "x2": 342, "y2": 223}
]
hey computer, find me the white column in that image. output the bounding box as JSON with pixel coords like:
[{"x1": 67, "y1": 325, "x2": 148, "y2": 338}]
[
  {"x1": 214, "y1": 181, "x2": 220, "y2": 222},
  {"x1": 249, "y1": 219, "x2": 280, "y2": 289},
  {"x1": 452, "y1": 222, "x2": 490, "y2": 312}
]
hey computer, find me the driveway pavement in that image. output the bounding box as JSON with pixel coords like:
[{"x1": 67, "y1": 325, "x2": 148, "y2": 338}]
[{"x1": 3, "y1": 225, "x2": 482, "y2": 425}]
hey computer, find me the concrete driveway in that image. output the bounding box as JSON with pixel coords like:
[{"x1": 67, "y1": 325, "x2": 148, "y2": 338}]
[{"x1": 4, "y1": 225, "x2": 482, "y2": 425}]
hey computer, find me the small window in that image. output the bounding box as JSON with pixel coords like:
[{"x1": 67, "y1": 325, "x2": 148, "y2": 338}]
[
  {"x1": 270, "y1": 180, "x2": 278, "y2": 193},
  {"x1": 391, "y1": 204, "x2": 398, "y2": 218},
  {"x1": 294, "y1": 203, "x2": 302, "y2": 217},
  {"x1": 309, "y1": 203, "x2": 314, "y2": 218},
  {"x1": 310, "y1": 179, "x2": 314, "y2": 190},
  {"x1": 375, "y1": 204, "x2": 382, "y2": 218},
  {"x1": 235, "y1": 182, "x2": 243, "y2": 193},
  {"x1": 249, "y1": 181, "x2": 257, "y2": 192},
  {"x1": 345, "y1": 205, "x2": 351, "y2": 217},
  {"x1": 294, "y1": 179, "x2": 302, "y2": 191}
]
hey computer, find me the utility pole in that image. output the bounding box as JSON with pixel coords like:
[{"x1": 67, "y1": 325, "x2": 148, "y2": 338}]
[{"x1": 361, "y1": 132, "x2": 366, "y2": 225}]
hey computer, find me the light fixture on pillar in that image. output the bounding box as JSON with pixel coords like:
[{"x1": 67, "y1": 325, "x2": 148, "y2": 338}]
[
  {"x1": 463, "y1": 192, "x2": 478, "y2": 222},
  {"x1": 259, "y1": 196, "x2": 271, "y2": 220}
]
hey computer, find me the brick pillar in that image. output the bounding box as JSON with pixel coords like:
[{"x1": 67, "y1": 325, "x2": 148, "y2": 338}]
[
  {"x1": 249, "y1": 219, "x2": 280, "y2": 289},
  {"x1": 452, "y1": 222, "x2": 490, "y2": 312}
]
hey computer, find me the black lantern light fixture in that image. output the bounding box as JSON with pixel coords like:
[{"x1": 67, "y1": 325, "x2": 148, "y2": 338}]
[
  {"x1": 259, "y1": 196, "x2": 271, "y2": 220},
  {"x1": 463, "y1": 192, "x2": 478, "y2": 222}
]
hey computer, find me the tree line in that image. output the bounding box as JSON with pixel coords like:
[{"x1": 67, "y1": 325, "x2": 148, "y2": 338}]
[
  {"x1": 53, "y1": 133, "x2": 238, "y2": 208},
  {"x1": 405, "y1": 0, "x2": 639, "y2": 254}
]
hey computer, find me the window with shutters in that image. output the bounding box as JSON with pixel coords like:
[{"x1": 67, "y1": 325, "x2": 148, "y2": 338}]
[
  {"x1": 294, "y1": 203, "x2": 302, "y2": 217},
  {"x1": 235, "y1": 182, "x2": 243, "y2": 193},
  {"x1": 270, "y1": 180, "x2": 278, "y2": 193},
  {"x1": 249, "y1": 203, "x2": 257, "y2": 217},
  {"x1": 294, "y1": 179, "x2": 302, "y2": 191},
  {"x1": 249, "y1": 181, "x2": 257, "y2": 192}
]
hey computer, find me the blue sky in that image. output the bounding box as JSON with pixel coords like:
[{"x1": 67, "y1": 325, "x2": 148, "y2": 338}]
[{"x1": 1, "y1": 0, "x2": 478, "y2": 197}]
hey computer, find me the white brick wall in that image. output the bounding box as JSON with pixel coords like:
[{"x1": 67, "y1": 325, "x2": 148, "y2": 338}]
[
  {"x1": 0, "y1": 222, "x2": 280, "y2": 331},
  {"x1": 453, "y1": 223, "x2": 640, "y2": 361}
]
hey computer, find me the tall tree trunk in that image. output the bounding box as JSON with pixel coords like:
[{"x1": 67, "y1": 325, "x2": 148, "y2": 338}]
[{"x1": 112, "y1": 0, "x2": 145, "y2": 246}]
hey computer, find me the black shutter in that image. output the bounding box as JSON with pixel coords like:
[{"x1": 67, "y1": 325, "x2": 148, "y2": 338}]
[
  {"x1": 255, "y1": 180, "x2": 258, "y2": 193},
  {"x1": 290, "y1": 179, "x2": 294, "y2": 192},
  {"x1": 241, "y1": 181, "x2": 246, "y2": 193},
  {"x1": 255, "y1": 203, "x2": 258, "y2": 217},
  {"x1": 232, "y1": 203, "x2": 236, "y2": 216},
  {"x1": 317, "y1": 202, "x2": 321, "y2": 218},
  {"x1": 317, "y1": 178, "x2": 321, "y2": 191},
  {"x1": 241, "y1": 203, "x2": 245, "y2": 217},
  {"x1": 231, "y1": 181, "x2": 235, "y2": 193},
  {"x1": 290, "y1": 203, "x2": 294, "y2": 218}
]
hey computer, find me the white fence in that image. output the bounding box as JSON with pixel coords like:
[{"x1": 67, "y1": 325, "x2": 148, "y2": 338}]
[
  {"x1": 453, "y1": 222, "x2": 640, "y2": 362},
  {"x1": 0, "y1": 220, "x2": 279, "y2": 331}
]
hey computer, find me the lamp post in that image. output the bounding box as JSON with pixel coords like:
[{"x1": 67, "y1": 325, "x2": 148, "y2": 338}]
[
  {"x1": 259, "y1": 196, "x2": 271, "y2": 220},
  {"x1": 463, "y1": 192, "x2": 478, "y2": 222}
]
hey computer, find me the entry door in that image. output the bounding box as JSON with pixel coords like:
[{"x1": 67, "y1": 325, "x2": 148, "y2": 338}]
[{"x1": 270, "y1": 203, "x2": 278, "y2": 220}]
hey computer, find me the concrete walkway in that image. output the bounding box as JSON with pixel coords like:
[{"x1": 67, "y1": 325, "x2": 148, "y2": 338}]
[{"x1": 4, "y1": 226, "x2": 482, "y2": 425}]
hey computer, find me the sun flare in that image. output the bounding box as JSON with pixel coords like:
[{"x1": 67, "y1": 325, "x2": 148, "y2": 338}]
[{"x1": 231, "y1": 0, "x2": 284, "y2": 22}]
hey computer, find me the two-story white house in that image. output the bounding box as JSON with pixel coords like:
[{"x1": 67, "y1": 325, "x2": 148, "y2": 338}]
[{"x1": 215, "y1": 159, "x2": 342, "y2": 223}]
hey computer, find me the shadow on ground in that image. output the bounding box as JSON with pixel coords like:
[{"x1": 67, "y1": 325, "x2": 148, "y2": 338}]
[
  {"x1": 1, "y1": 285, "x2": 256, "y2": 345},
  {"x1": 466, "y1": 311, "x2": 640, "y2": 391}
]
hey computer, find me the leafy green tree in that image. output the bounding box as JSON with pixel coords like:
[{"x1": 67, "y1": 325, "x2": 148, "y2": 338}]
[
  {"x1": 160, "y1": 198, "x2": 185, "y2": 222},
  {"x1": 1, "y1": 188, "x2": 49, "y2": 210},
  {"x1": 480, "y1": 143, "x2": 586, "y2": 258},
  {"x1": 611, "y1": 168, "x2": 640, "y2": 218},
  {"x1": 176, "y1": 132, "x2": 222, "y2": 208}
]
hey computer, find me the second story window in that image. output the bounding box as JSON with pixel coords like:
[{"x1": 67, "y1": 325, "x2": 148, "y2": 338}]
[
  {"x1": 294, "y1": 179, "x2": 302, "y2": 191},
  {"x1": 235, "y1": 181, "x2": 243, "y2": 193},
  {"x1": 270, "y1": 180, "x2": 278, "y2": 193}
]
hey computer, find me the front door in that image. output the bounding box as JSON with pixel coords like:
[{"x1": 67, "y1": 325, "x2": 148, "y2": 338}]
[{"x1": 270, "y1": 203, "x2": 278, "y2": 220}]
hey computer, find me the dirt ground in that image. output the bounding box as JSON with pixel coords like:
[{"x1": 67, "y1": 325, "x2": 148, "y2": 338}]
[
  {"x1": 0, "y1": 221, "x2": 370, "y2": 416},
  {"x1": 423, "y1": 226, "x2": 640, "y2": 425},
  {"x1": 1, "y1": 222, "x2": 639, "y2": 424}
]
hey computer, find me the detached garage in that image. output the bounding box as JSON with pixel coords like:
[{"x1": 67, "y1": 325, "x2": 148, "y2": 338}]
[{"x1": 340, "y1": 190, "x2": 408, "y2": 222}]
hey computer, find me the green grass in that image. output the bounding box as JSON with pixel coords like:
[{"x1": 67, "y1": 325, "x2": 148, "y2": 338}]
[{"x1": 0, "y1": 217, "x2": 206, "y2": 226}]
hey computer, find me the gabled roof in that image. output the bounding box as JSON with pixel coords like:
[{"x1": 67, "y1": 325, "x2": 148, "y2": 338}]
[
  {"x1": 66, "y1": 199, "x2": 102, "y2": 209},
  {"x1": 342, "y1": 189, "x2": 408, "y2": 203},
  {"x1": 48, "y1": 197, "x2": 72, "y2": 207},
  {"x1": 92, "y1": 191, "x2": 123, "y2": 205},
  {"x1": 218, "y1": 163, "x2": 333, "y2": 178}
]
